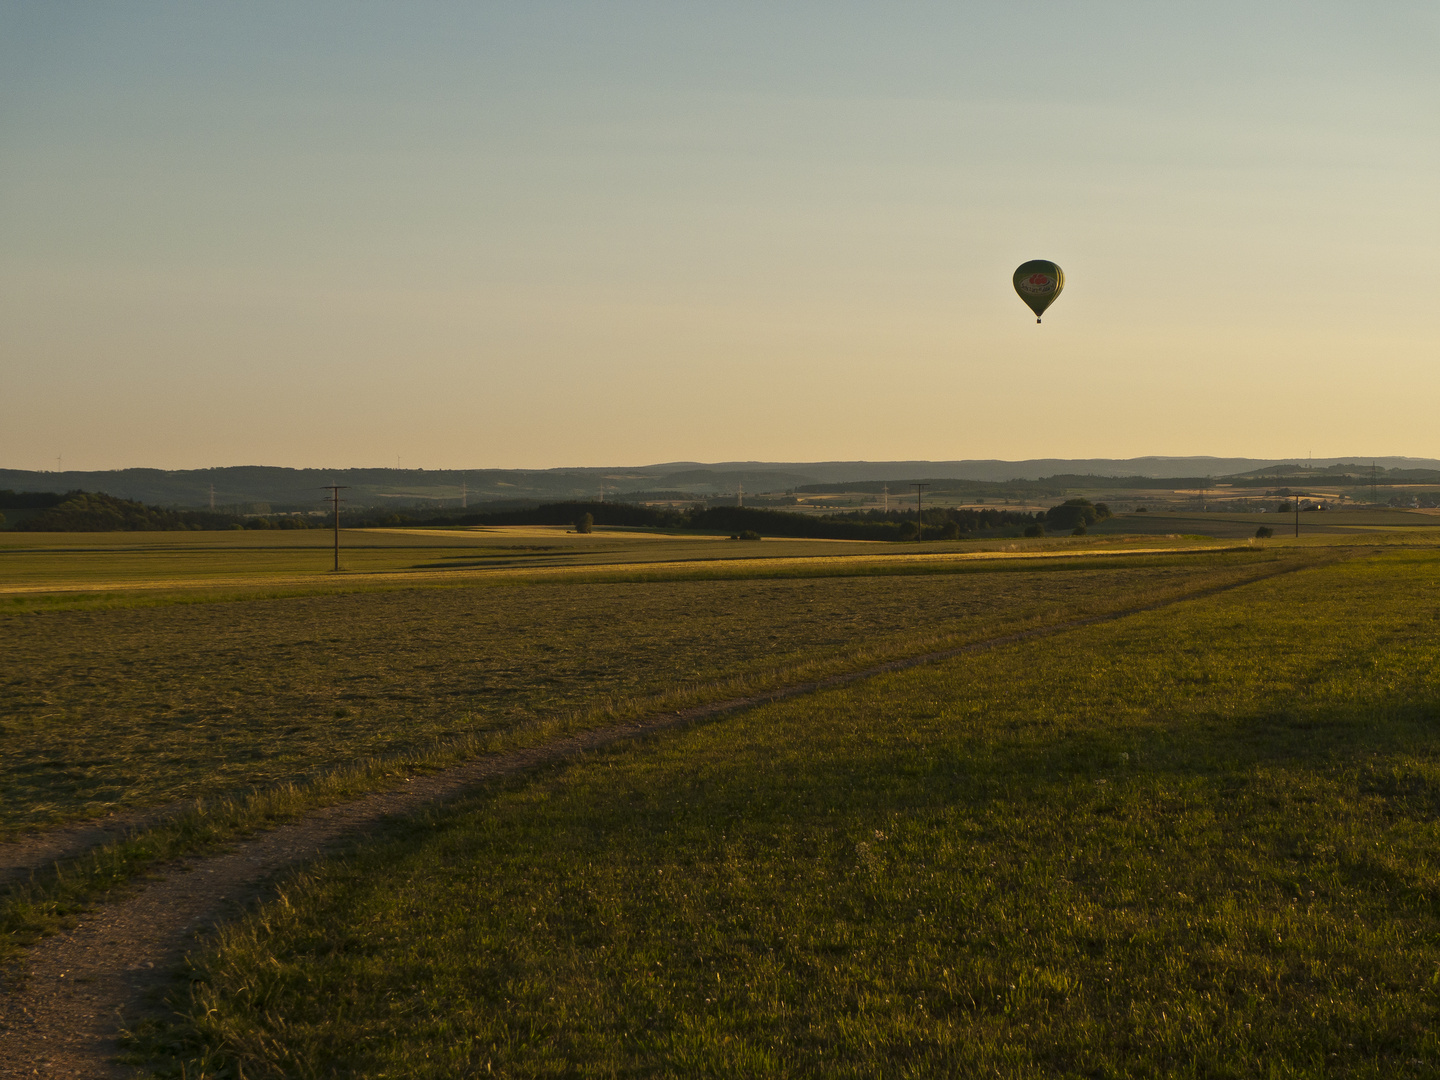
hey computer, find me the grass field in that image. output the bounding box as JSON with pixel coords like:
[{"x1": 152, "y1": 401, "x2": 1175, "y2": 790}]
[
  {"x1": 0, "y1": 527, "x2": 887, "y2": 605},
  {"x1": 136, "y1": 545, "x2": 1440, "y2": 1078},
  {"x1": 5, "y1": 514, "x2": 1429, "y2": 611},
  {"x1": 0, "y1": 525, "x2": 1247, "y2": 612},
  {"x1": 1, "y1": 535, "x2": 1287, "y2": 833},
  {"x1": 7, "y1": 527, "x2": 1440, "y2": 1075}
]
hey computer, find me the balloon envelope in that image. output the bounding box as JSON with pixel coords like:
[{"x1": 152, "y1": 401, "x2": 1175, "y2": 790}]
[{"x1": 1013, "y1": 260, "x2": 1064, "y2": 321}]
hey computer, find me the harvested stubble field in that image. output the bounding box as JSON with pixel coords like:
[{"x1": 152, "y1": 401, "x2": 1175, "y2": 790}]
[
  {"x1": 4, "y1": 528, "x2": 1440, "y2": 1077},
  {"x1": 135, "y1": 545, "x2": 1440, "y2": 1078}
]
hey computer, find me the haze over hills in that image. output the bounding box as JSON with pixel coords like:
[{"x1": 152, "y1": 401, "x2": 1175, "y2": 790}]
[{"x1": 4, "y1": 457, "x2": 1439, "y2": 512}]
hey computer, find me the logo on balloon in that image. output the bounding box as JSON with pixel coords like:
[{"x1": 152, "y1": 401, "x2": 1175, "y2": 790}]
[{"x1": 1017, "y1": 274, "x2": 1055, "y2": 295}]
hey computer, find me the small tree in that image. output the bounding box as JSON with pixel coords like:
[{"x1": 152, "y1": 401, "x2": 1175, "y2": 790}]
[
  {"x1": 1255, "y1": 525, "x2": 1273, "y2": 538},
  {"x1": 1045, "y1": 498, "x2": 1100, "y2": 532},
  {"x1": 575, "y1": 512, "x2": 594, "y2": 533},
  {"x1": 1024, "y1": 523, "x2": 1044, "y2": 537}
]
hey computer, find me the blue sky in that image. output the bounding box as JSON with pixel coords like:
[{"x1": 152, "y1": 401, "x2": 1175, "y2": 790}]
[{"x1": 2, "y1": 2, "x2": 1437, "y2": 468}]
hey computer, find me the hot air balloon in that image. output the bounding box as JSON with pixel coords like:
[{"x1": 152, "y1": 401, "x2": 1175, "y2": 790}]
[{"x1": 1013, "y1": 260, "x2": 1064, "y2": 323}]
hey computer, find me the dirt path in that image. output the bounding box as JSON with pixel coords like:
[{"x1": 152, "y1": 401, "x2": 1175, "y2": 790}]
[{"x1": 0, "y1": 558, "x2": 1322, "y2": 1077}]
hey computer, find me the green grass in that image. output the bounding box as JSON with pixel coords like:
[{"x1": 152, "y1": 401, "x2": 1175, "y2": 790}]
[
  {"x1": 140, "y1": 548, "x2": 1440, "y2": 1077},
  {"x1": 2, "y1": 549, "x2": 1290, "y2": 833},
  {"x1": 0, "y1": 539, "x2": 1313, "y2": 979}
]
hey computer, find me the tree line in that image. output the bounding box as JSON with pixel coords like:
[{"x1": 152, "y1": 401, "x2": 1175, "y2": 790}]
[
  {"x1": 4, "y1": 489, "x2": 1111, "y2": 541},
  {"x1": 350, "y1": 498, "x2": 1113, "y2": 541},
  {"x1": 5, "y1": 491, "x2": 311, "y2": 531}
]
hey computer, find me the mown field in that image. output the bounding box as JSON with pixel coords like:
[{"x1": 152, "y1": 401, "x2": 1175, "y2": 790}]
[
  {"x1": 1, "y1": 532, "x2": 1283, "y2": 833},
  {"x1": 129, "y1": 543, "x2": 1440, "y2": 1078},
  {"x1": 0, "y1": 524, "x2": 1234, "y2": 611}
]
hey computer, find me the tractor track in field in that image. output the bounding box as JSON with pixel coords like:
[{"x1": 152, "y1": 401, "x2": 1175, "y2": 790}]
[{"x1": 0, "y1": 555, "x2": 1330, "y2": 1077}]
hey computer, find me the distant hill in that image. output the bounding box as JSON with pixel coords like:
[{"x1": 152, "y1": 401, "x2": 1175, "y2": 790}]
[{"x1": 2, "y1": 457, "x2": 1437, "y2": 510}]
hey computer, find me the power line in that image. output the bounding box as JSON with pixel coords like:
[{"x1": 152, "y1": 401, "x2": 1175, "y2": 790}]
[
  {"x1": 911, "y1": 483, "x2": 930, "y2": 531},
  {"x1": 322, "y1": 485, "x2": 349, "y2": 571}
]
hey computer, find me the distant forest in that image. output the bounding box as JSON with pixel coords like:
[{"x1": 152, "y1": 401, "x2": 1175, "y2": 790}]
[
  {"x1": 1, "y1": 491, "x2": 293, "y2": 532},
  {"x1": 0, "y1": 490, "x2": 1112, "y2": 541},
  {"x1": 356, "y1": 500, "x2": 1109, "y2": 541},
  {"x1": 797, "y1": 466, "x2": 1440, "y2": 499}
]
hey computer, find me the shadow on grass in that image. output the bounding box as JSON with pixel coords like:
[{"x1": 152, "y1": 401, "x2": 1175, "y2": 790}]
[{"x1": 148, "y1": 657, "x2": 1440, "y2": 1077}]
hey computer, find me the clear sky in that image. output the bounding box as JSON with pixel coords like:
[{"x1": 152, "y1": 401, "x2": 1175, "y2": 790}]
[{"x1": 2, "y1": 2, "x2": 1437, "y2": 470}]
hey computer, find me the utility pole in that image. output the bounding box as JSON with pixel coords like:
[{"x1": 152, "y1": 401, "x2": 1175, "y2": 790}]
[
  {"x1": 1294, "y1": 492, "x2": 1300, "y2": 539},
  {"x1": 1372, "y1": 461, "x2": 1377, "y2": 504},
  {"x1": 882, "y1": 484, "x2": 888, "y2": 513},
  {"x1": 737, "y1": 481, "x2": 743, "y2": 508},
  {"x1": 322, "y1": 485, "x2": 349, "y2": 571},
  {"x1": 911, "y1": 483, "x2": 930, "y2": 534},
  {"x1": 461, "y1": 479, "x2": 467, "y2": 509}
]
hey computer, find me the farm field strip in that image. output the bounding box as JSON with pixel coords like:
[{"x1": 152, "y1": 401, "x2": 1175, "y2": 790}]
[
  {"x1": 134, "y1": 547, "x2": 1440, "y2": 1078},
  {"x1": 0, "y1": 538, "x2": 1236, "y2": 600},
  {"x1": 0, "y1": 547, "x2": 1337, "y2": 1076},
  {"x1": 1091, "y1": 510, "x2": 1440, "y2": 540}
]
